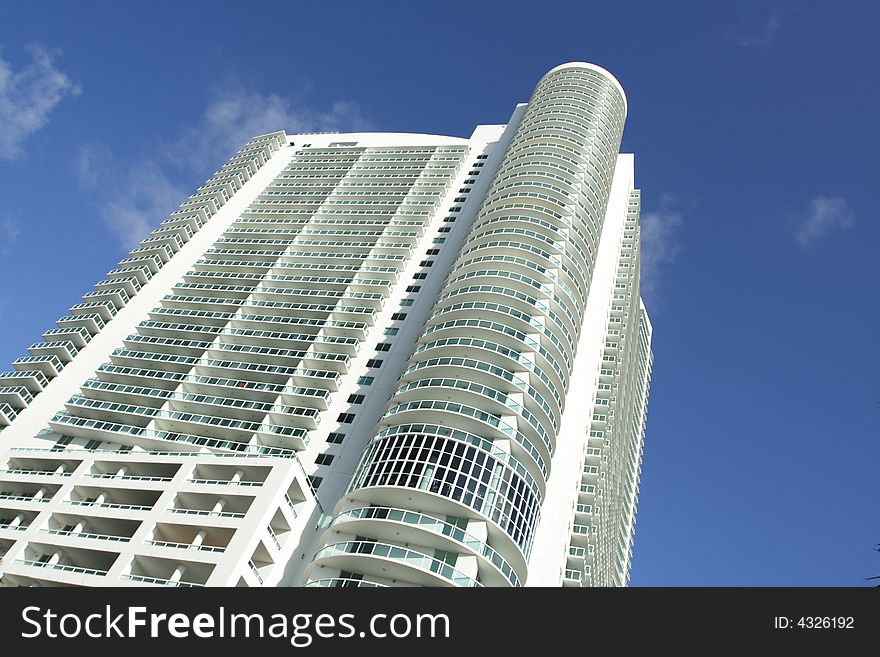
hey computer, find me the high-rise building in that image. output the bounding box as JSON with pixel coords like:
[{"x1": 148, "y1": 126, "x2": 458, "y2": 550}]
[{"x1": 0, "y1": 62, "x2": 652, "y2": 588}]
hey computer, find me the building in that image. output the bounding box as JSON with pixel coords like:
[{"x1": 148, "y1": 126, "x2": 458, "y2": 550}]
[{"x1": 0, "y1": 62, "x2": 652, "y2": 588}]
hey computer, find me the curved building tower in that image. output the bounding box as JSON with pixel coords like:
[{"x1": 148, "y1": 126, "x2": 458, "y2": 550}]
[
  {"x1": 0, "y1": 63, "x2": 651, "y2": 588},
  {"x1": 304, "y1": 63, "x2": 652, "y2": 588}
]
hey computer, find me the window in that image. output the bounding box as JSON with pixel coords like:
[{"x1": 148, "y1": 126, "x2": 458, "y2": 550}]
[
  {"x1": 356, "y1": 375, "x2": 374, "y2": 385},
  {"x1": 433, "y1": 237, "x2": 446, "y2": 244},
  {"x1": 327, "y1": 432, "x2": 346, "y2": 444},
  {"x1": 454, "y1": 197, "x2": 467, "y2": 202},
  {"x1": 458, "y1": 187, "x2": 472, "y2": 193},
  {"x1": 337, "y1": 413, "x2": 356, "y2": 423},
  {"x1": 434, "y1": 549, "x2": 458, "y2": 566},
  {"x1": 419, "y1": 260, "x2": 433, "y2": 267},
  {"x1": 448, "y1": 206, "x2": 462, "y2": 212},
  {"x1": 84, "y1": 439, "x2": 102, "y2": 450},
  {"x1": 384, "y1": 327, "x2": 399, "y2": 336},
  {"x1": 391, "y1": 312, "x2": 407, "y2": 320},
  {"x1": 413, "y1": 272, "x2": 428, "y2": 280},
  {"x1": 443, "y1": 216, "x2": 456, "y2": 223},
  {"x1": 400, "y1": 298, "x2": 414, "y2": 306},
  {"x1": 315, "y1": 453, "x2": 335, "y2": 466},
  {"x1": 464, "y1": 179, "x2": 476, "y2": 184},
  {"x1": 307, "y1": 475, "x2": 323, "y2": 490},
  {"x1": 366, "y1": 359, "x2": 384, "y2": 368},
  {"x1": 51, "y1": 436, "x2": 73, "y2": 451},
  {"x1": 406, "y1": 285, "x2": 421, "y2": 293},
  {"x1": 375, "y1": 343, "x2": 392, "y2": 352},
  {"x1": 426, "y1": 248, "x2": 440, "y2": 255},
  {"x1": 476, "y1": 154, "x2": 488, "y2": 159},
  {"x1": 438, "y1": 226, "x2": 452, "y2": 233},
  {"x1": 347, "y1": 394, "x2": 365, "y2": 404}
]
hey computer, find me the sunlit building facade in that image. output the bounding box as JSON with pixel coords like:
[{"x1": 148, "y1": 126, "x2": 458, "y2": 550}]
[{"x1": 0, "y1": 62, "x2": 652, "y2": 588}]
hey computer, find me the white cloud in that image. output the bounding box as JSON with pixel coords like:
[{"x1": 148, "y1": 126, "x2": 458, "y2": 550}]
[
  {"x1": 0, "y1": 214, "x2": 21, "y2": 257},
  {"x1": 795, "y1": 196, "x2": 855, "y2": 247},
  {"x1": 164, "y1": 90, "x2": 371, "y2": 174},
  {"x1": 2, "y1": 216, "x2": 20, "y2": 242},
  {"x1": 0, "y1": 44, "x2": 80, "y2": 159},
  {"x1": 640, "y1": 193, "x2": 684, "y2": 309},
  {"x1": 78, "y1": 87, "x2": 371, "y2": 249},
  {"x1": 77, "y1": 146, "x2": 187, "y2": 250},
  {"x1": 736, "y1": 11, "x2": 783, "y2": 48}
]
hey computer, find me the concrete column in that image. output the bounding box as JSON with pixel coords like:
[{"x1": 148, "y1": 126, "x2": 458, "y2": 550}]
[
  {"x1": 192, "y1": 530, "x2": 207, "y2": 548},
  {"x1": 169, "y1": 564, "x2": 186, "y2": 583}
]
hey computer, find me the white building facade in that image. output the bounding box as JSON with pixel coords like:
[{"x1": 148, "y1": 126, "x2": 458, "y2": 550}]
[{"x1": 0, "y1": 62, "x2": 652, "y2": 588}]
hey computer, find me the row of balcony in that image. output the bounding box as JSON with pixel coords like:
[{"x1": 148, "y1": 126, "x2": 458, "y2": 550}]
[{"x1": 0, "y1": 132, "x2": 287, "y2": 427}]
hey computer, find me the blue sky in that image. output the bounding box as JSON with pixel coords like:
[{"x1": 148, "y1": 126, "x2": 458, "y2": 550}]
[{"x1": 0, "y1": 1, "x2": 877, "y2": 585}]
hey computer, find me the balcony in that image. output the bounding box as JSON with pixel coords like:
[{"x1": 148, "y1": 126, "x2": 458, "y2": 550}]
[
  {"x1": 12, "y1": 355, "x2": 63, "y2": 378},
  {"x1": 42, "y1": 326, "x2": 91, "y2": 349},
  {"x1": 56, "y1": 313, "x2": 105, "y2": 335},
  {"x1": 28, "y1": 341, "x2": 78, "y2": 363},
  {"x1": 145, "y1": 522, "x2": 232, "y2": 554},
  {"x1": 2, "y1": 456, "x2": 82, "y2": 479},
  {"x1": 15, "y1": 543, "x2": 121, "y2": 581},
  {"x1": 0, "y1": 370, "x2": 49, "y2": 393},
  {"x1": 0, "y1": 386, "x2": 33, "y2": 409},
  {"x1": 305, "y1": 578, "x2": 385, "y2": 588},
  {"x1": 167, "y1": 491, "x2": 253, "y2": 520},
  {"x1": 0, "y1": 509, "x2": 36, "y2": 534},
  {"x1": 123, "y1": 555, "x2": 212, "y2": 587},
  {"x1": 67, "y1": 485, "x2": 161, "y2": 514},
  {"x1": 0, "y1": 403, "x2": 17, "y2": 425},
  {"x1": 188, "y1": 463, "x2": 269, "y2": 488},
  {"x1": 41, "y1": 512, "x2": 141, "y2": 544},
  {"x1": 311, "y1": 540, "x2": 482, "y2": 588},
  {"x1": 329, "y1": 506, "x2": 520, "y2": 587}
]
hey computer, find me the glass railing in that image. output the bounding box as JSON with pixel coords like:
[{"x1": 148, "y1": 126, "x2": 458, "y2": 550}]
[
  {"x1": 0, "y1": 522, "x2": 28, "y2": 531},
  {"x1": 314, "y1": 540, "x2": 482, "y2": 588},
  {"x1": 121, "y1": 574, "x2": 204, "y2": 587},
  {"x1": 283, "y1": 494, "x2": 299, "y2": 518},
  {"x1": 187, "y1": 477, "x2": 263, "y2": 487},
  {"x1": 332, "y1": 506, "x2": 519, "y2": 586},
  {"x1": 0, "y1": 468, "x2": 71, "y2": 477},
  {"x1": 305, "y1": 578, "x2": 384, "y2": 588},
  {"x1": 68, "y1": 500, "x2": 153, "y2": 511},
  {"x1": 144, "y1": 539, "x2": 225, "y2": 553},
  {"x1": 14, "y1": 559, "x2": 108, "y2": 577},
  {"x1": 0, "y1": 493, "x2": 50, "y2": 503},
  {"x1": 266, "y1": 526, "x2": 282, "y2": 550},
  {"x1": 248, "y1": 560, "x2": 264, "y2": 584},
  {"x1": 85, "y1": 473, "x2": 173, "y2": 483},
  {"x1": 168, "y1": 507, "x2": 246, "y2": 519},
  {"x1": 41, "y1": 528, "x2": 130, "y2": 542}
]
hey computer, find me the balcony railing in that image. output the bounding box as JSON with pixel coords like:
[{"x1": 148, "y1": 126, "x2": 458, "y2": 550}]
[
  {"x1": 120, "y1": 574, "x2": 204, "y2": 587},
  {"x1": 14, "y1": 559, "x2": 109, "y2": 577}
]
